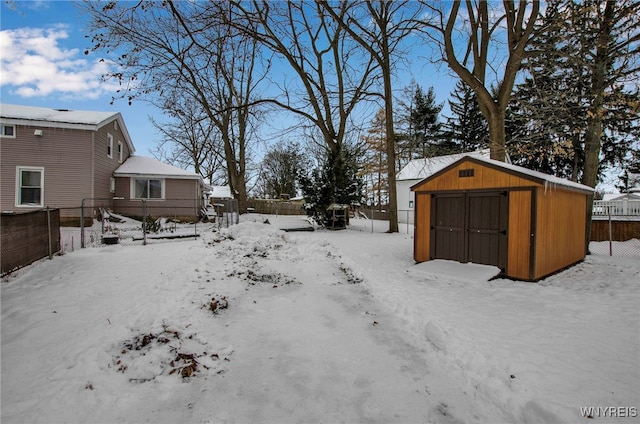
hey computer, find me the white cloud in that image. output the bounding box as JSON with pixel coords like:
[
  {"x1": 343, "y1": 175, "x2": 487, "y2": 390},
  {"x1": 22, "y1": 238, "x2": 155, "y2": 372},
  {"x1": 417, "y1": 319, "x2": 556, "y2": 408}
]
[{"x1": 0, "y1": 25, "x2": 115, "y2": 100}]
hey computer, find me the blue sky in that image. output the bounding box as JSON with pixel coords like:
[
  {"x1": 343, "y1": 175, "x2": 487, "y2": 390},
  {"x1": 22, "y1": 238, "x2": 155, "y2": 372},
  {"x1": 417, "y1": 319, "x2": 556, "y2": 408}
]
[
  {"x1": 0, "y1": 1, "x2": 458, "y2": 160},
  {"x1": 1, "y1": 1, "x2": 166, "y2": 155}
]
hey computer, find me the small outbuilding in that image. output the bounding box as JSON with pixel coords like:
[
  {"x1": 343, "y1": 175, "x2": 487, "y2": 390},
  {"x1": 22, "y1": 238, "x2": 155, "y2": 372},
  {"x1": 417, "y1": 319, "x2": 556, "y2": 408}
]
[{"x1": 411, "y1": 156, "x2": 594, "y2": 281}]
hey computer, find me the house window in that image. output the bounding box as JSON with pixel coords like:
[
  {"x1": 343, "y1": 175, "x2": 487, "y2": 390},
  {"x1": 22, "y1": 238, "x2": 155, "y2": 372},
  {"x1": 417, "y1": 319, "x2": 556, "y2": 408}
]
[
  {"x1": 133, "y1": 178, "x2": 163, "y2": 199},
  {"x1": 107, "y1": 133, "x2": 113, "y2": 158},
  {"x1": 117, "y1": 141, "x2": 123, "y2": 163},
  {"x1": 16, "y1": 167, "x2": 44, "y2": 206},
  {"x1": 1, "y1": 124, "x2": 16, "y2": 138},
  {"x1": 110, "y1": 177, "x2": 116, "y2": 193}
]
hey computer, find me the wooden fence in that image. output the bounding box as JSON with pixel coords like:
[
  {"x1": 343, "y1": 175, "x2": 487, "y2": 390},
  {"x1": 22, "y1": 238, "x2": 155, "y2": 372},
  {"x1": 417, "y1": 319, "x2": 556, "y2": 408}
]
[
  {"x1": 247, "y1": 200, "x2": 306, "y2": 216},
  {"x1": 1, "y1": 208, "x2": 61, "y2": 276},
  {"x1": 590, "y1": 219, "x2": 640, "y2": 242}
]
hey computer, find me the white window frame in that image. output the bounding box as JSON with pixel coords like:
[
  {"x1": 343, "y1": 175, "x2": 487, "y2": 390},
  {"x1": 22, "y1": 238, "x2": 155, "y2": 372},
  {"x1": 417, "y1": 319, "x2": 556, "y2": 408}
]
[
  {"x1": 117, "y1": 140, "x2": 123, "y2": 163},
  {"x1": 1, "y1": 124, "x2": 16, "y2": 138},
  {"x1": 110, "y1": 177, "x2": 116, "y2": 193},
  {"x1": 16, "y1": 166, "x2": 44, "y2": 207},
  {"x1": 107, "y1": 133, "x2": 113, "y2": 158},
  {"x1": 130, "y1": 178, "x2": 165, "y2": 200}
]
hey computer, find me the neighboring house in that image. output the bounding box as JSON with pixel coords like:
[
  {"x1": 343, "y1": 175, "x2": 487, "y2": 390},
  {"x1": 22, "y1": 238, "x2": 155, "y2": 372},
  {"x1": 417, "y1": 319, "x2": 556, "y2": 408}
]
[
  {"x1": 1, "y1": 104, "x2": 134, "y2": 225},
  {"x1": 395, "y1": 149, "x2": 492, "y2": 224},
  {"x1": 1, "y1": 103, "x2": 207, "y2": 224},
  {"x1": 112, "y1": 155, "x2": 206, "y2": 221},
  {"x1": 593, "y1": 192, "x2": 640, "y2": 218}
]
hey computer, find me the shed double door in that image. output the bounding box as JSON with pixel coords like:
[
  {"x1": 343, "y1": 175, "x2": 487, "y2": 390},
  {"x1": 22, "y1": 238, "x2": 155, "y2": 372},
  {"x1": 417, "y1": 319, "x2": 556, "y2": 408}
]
[{"x1": 430, "y1": 191, "x2": 508, "y2": 271}]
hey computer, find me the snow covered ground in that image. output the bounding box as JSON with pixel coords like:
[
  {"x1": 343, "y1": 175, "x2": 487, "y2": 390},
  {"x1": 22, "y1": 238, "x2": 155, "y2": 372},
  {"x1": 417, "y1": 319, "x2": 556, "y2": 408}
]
[{"x1": 2, "y1": 214, "x2": 639, "y2": 423}]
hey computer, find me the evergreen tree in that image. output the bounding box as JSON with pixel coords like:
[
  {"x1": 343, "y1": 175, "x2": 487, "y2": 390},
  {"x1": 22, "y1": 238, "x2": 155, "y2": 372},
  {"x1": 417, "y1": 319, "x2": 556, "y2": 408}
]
[
  {"x1": 444, "y1": 80, "x2": 489, "y2": 153},
  {"x1": 298, "y1": 143, "x2": 363, "y2": 226},
  {"x1": 407, "y1": 86, "x2": 447, "y2": 158},
  {"x1": 509, "y1": 0, "x2": 639, "y2": 183}
]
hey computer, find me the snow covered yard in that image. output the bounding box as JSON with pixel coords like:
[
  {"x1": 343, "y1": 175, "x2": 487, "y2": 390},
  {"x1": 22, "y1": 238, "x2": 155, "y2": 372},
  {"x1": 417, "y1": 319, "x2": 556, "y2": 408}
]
[{"x1": 2, "y1": 215, "x2": 639, "y2": 424}]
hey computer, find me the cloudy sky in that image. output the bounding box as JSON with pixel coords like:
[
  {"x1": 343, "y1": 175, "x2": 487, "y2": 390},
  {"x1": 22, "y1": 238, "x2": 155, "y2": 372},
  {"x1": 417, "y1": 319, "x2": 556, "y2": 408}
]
[
  {"x1": 0, "y1": 1, "x2": 161, "y2": 155},
  {"x1": 1, "y1": 2, "x2": 464, "y2": 159}
]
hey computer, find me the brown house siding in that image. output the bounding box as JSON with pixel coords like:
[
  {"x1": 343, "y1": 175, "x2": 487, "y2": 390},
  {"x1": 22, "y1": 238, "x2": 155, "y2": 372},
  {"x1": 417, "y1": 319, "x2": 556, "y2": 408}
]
[
  {"x1": 0, "y1": 125, "x2": 93, "y2": 217},
  {"x1": 93, "y1": 121, "x2": 132, "y2": 201},
  {"x1": 113, "y1": 177, "x2": 202, "y2": 221}
]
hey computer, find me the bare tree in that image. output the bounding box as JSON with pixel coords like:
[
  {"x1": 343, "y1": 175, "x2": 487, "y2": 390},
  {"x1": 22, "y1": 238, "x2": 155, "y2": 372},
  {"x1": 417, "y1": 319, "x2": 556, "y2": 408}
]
[
  {"x1": 228, "y1": 0, "x2": 379, "y2": 169},
  {"x1": 321, "y1": 0, "x2": 423, "y2": 232},
  {"x1": 83, "y1": 1, "x2": 266, "y2": 212},
  {"x1": 419, "y1": 1, "x2": 540, "y2": 161},
  {"x1": 150, "y1": 96, "x2": 225, "y2": 185},
  {"x1": 257, "y1": 141, "x2": 309, "y2": 199}
]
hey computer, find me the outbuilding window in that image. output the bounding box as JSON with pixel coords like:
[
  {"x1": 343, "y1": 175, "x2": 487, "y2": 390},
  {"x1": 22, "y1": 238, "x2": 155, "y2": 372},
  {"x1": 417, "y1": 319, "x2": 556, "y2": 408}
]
[
  {"x1": 16, "y1": 166, "x2": 44, "y2": 206},
  {"x1": 132, "y1": 178, "x2": 163, "y2": 199}
]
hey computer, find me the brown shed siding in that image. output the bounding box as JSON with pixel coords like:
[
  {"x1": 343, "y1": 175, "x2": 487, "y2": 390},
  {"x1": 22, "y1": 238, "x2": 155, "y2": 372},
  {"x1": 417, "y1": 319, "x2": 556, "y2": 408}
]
[
  {"x1": 413, "y1": 193, "x2": 430, "y2": 262},
  {"x1": 412, "y1": 161, "x2": 535, "y2": 193},
  {"x1": 533, "y1": 188, "x2": 587, "y2": 279},
  {"x1": 507, "y1": 189, "x2": 534, "y2": 280},
  {"x1": 412, "y1": 157, "x2": 590, "y2": 281},
  {"x1": 0, "y1": 125, "x2": 93, "y2": 217}
]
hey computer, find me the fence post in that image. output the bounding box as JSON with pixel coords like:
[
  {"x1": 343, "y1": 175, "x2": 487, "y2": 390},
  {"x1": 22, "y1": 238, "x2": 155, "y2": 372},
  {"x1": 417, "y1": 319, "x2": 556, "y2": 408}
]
[
  {"x1": 608, "y1": 205, "x2": 613, "y2": 256},
  {"x1": 47, "y1": 206, "x2": 53, "y2": 260},
  {"x1": 143, "y1": 199, "x2": 147, "y2": 246},
  {"x1": 80, "y1": 199, "x2": 85, "y2": 248}
]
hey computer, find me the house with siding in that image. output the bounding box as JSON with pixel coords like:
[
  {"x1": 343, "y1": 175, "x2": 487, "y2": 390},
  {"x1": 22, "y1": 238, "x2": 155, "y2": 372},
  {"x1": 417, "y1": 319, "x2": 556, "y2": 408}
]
[
  {"x1": 1, "y1": 104, "x2": 206, "y2": 224},
  {"x1": 112, "y1": 156, "x2": 206, "y2": 221}
]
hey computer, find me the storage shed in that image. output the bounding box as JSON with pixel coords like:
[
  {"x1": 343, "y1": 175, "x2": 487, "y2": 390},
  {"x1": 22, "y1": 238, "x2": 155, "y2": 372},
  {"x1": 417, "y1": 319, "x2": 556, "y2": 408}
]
[{"x1": 411, "y1": 156, "x2": 594, "y2": 281}]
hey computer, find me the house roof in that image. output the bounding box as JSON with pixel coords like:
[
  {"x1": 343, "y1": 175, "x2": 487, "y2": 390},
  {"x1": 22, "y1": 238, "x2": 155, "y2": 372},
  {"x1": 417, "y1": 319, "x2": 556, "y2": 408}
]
[
  {"x1": 114, "y1": 156, "x2": 203, "y2": 182},
  {"x1": 602, "y1": 192, "x2": 640, "y2": 201},
  {"x1": 412, "y1": 156, "x2": 594, "y2": 194},
  {"x1": 0, "y1": 103, "x2": 135, "y2": 153},
  {"x1": 207, "y1": 186, "x2": 233, "y2": 199},
  {"x1": 396, "y1": 149, "x2": 491, "y2": 181}
]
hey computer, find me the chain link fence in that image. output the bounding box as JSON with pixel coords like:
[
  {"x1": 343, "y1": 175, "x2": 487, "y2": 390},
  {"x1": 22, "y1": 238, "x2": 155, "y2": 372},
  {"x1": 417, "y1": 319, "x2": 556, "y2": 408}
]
[
  {"x1": 57, "y1": 198, "x2": 240, "y2": 252},
  {"x1": 590, "y1": 202, "x2": 640, "y2": 257}
]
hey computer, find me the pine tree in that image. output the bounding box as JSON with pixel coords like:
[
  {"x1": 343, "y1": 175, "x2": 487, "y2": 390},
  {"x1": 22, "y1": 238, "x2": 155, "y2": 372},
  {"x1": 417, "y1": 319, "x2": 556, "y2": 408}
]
[
  {"x1": 298, "y1": 143, "x2": 363, "y2": 226},
  {"x1": 509, "y1": 0, "x2": 639, "y2": 183},
  {"x1": 407, "y1": 86, "x2": 447, "y2": 158},
  {"x1": 444, "y1": 80, "x2": 489, "y2": 153}
]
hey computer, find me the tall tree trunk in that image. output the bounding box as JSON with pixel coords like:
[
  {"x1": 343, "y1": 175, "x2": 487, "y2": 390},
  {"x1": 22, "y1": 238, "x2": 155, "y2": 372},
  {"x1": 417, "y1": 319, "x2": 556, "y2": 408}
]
[
  {"x1": 383, "y1": 54, "x2": 399, "y2": 233},
  {"x1": 486, "y1": 107, "x2": 507, "y2": 162},
  {"x1": 581, "y1": 0, "x2": 615, "y2": 254}
]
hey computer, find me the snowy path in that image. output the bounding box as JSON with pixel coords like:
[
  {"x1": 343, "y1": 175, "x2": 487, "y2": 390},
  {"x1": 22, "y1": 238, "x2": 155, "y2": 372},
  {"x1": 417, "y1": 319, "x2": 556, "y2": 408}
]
[{"x1": 308, "y1": 227, "x2": 640, "y2": 424}]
